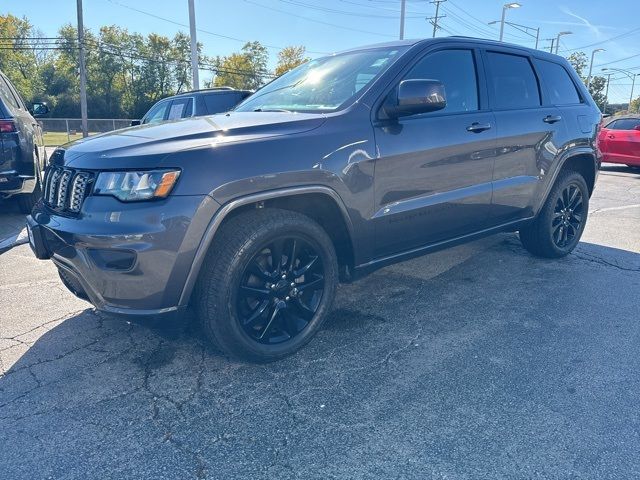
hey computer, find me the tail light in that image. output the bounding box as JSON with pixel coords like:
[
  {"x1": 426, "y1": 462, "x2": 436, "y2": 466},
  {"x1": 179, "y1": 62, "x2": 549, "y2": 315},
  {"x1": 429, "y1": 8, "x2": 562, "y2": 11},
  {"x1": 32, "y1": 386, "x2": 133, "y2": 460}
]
[{"x1": 0, "y1": 120, "x2": 16, "y2": 133}]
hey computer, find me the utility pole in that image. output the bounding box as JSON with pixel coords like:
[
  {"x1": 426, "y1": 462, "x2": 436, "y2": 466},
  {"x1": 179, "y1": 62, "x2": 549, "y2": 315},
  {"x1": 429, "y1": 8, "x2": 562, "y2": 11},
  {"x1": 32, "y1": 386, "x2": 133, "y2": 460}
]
[
  {"x1": 399, "y1": 0, "x2": 406, "y2": 40},
  {"x1": 76, "y1": 0, "x2": 88, "y2": 138},
  {"x1": 428, "y1": 0, "x2": 447, "y2": 38},
  {"x1": 547, "y1": 38, "x2": 555, "y2": 53},
  {"x1": 188, "y1": 0, "x2": 199, "y2": 90}
]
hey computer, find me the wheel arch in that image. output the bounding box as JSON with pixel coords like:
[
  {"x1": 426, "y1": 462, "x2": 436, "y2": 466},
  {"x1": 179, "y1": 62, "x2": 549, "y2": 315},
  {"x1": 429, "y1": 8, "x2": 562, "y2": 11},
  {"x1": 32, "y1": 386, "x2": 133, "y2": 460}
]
[
  {"x1": 178, "y1": 186, "x2": 356, "y2": 306},
  {"x1": 535, "y1": 148, "x2": 598, "y2": 216}
]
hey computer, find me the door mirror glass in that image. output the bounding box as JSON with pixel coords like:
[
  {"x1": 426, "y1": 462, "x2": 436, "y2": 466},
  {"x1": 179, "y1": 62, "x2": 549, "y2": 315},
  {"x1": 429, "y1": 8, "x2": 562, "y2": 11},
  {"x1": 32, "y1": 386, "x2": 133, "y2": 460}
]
[
  {"x1": 31, "y1": 102, "x2": 49, "y2": 117},
  {"x1": 388, "y1": 79, "x2": 446, "y2": 118}
]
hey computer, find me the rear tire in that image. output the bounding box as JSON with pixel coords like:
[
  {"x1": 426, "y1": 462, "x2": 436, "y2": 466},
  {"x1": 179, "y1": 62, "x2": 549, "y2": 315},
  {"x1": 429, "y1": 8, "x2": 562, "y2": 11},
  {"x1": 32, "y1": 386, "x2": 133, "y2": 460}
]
[
  {"x1": 195, "y1": 208, "x2": 338, "y2": 362},
  {"x1": 519, "y1": 170, "x2": 589, "y2": 258}
]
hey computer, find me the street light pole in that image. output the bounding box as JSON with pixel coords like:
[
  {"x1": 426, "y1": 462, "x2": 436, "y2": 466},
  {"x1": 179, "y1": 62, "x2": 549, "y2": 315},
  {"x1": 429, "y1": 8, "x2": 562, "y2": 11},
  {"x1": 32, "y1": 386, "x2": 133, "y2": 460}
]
[
  {"x1": 499, "y1": 3, "x2": 521, "y2": 42},
  {"x1": 603, "y1": 73, "x2": 611, "y2": 115},
  {"x1": 554, "y1": 31, "x2": 572, "y2": 54},
  {"x1": 76, "y1": 0, "x2": 88, "y2": 138},
  {"x1": 188, "y1": 0, "x2": 199, "y2": 90},
  {"x1": 399, "y1": 0, "x2": 406, "y2": 40},
  {"x1": 586, "y1": 48, "x2": 605, "y2": 89}
]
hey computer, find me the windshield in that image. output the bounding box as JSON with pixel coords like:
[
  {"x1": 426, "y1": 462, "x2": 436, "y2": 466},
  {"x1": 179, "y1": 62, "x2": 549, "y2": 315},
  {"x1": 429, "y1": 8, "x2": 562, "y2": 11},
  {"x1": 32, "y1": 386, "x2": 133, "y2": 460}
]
[{"x1": 235, "y1": 47, "x2": 406, "y2": 113}]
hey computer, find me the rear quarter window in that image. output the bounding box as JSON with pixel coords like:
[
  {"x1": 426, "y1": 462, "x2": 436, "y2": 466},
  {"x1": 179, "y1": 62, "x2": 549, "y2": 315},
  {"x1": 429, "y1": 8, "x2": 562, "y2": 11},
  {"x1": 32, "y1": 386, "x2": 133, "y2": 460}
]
[
  {"x1": 486, "y1": 52, "x2": 541, "y2": 110},
  {"x1": 0, "y1": 75, "x2": 20, "y2": 110},
  {"x1": 536, "y1": 60, "x2": 582, "y2": 105},
  {"x1": 203, "y1": 93, "x2": 244, "y2": 114}
]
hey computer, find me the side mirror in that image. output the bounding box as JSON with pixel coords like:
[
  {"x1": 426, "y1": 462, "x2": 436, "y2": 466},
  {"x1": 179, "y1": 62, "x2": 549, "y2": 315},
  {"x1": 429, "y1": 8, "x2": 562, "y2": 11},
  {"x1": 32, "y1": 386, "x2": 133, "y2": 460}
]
[
  {"x1": 634, "y1": 125, "x2": 640, "y2": 131},
  {"x1": 386, "y1": 79, "x2": 446, "y2": 118},
  {"x1": 31, "y1": 102, "x2": 49, "y2": 117},
  {"x1": 130, "y1": 119, "x2": 141, "y2": 126}
]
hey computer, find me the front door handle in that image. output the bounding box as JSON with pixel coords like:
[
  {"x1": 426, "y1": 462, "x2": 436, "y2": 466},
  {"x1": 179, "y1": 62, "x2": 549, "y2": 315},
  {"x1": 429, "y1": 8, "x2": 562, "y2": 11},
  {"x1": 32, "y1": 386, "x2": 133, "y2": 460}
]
[
  {"x1": 466, "y1": 122, "x2": 492, "y2": 133},
  {"x1": 607, "y1": 134, "x2": 615, "y2": 139},
  {"x1": 543, "y1": 115, "x2": 562, "y2": 124}
]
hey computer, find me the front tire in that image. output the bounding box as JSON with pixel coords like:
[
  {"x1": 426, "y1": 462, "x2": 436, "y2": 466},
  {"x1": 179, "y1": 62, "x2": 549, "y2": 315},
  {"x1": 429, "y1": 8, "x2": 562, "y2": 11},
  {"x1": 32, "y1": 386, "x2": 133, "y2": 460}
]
[
  {"x1": 519, "y1": 170, "x2": 589, "y2": 258},
  {"x1": 196, "y1": 208, "x2": 338, "y2": 362}
]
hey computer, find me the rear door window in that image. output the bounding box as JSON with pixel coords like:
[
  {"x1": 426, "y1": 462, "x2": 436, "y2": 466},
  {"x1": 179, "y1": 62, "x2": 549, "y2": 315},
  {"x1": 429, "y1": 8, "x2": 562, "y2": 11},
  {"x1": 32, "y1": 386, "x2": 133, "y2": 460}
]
[
  {"x1": 167, "y1": 97, "x2": 193, "y2": 120},
  {"x1": 486, "y1": 52, "x2": 541, "y2": 110},
  {"x1": 608, "y1": 118, "x2": 640, "y2": 130},
  {"x1": 536, "y1": 60, "x2": 581, "y2": 105},
  {"x1": 404, "y1": 49, "x2": 479, "y2": 114},
  {"x1": 203, "y1": 93, "x2": 243, "y2": 114}
]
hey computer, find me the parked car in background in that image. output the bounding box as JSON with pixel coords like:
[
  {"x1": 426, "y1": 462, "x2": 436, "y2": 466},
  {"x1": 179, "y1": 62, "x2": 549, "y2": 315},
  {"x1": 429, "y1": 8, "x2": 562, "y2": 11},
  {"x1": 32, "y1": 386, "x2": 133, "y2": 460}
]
[
  {"x1": 131, "y1": 87, "x2": 252, "y2": 126},
  {"x1": 0, "y1": 70, "x2": 49, "y2": 213},
  {"x1": 28, "y1": 37, "x2": 600, "y2": 362},
  {"x1": 597, "y1": 115, "x2": 640, "y2": 168}
]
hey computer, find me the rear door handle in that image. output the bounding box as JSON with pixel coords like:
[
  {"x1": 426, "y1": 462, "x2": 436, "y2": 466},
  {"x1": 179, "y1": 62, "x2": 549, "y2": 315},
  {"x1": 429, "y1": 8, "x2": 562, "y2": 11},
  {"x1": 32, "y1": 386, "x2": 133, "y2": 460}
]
[
  {"x1": 466, "y1": 122, "x2": 492, "y2": 133},
  {"x1": 607, "y1": 134, "x2": 615, "y2": 139},
  {"x1": 543, "y1": 115, "x2": 562, "y2": 124}
]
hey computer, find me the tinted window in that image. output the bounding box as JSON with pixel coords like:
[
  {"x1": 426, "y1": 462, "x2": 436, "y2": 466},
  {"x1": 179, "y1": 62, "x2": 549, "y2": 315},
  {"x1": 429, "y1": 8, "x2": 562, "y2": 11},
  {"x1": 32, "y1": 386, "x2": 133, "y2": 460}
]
[
  {"x1": 0, "y1": 75, "x2": 20, "y2": 110},
  {"x1": 167, "y1": 97, "x2": 193, "y2": 120},
  {"x1": 536, "y1": 60, "x2": 581, "y2": 105},
  {"x1": 405, "y1": 49, "x2": 478, "y2": 114},
  {"x1": 608, "y1": 118, "x2": 640, "y2": 130},
  {"x1": 143, "y1": 100, "x2": 170, "y2": 124},
  {"x1": 203, "y1": 93, "x2": 242, "y2": 114},
  {"x1": 486, "y1": 52, "x2": 540, "y2": 110}
]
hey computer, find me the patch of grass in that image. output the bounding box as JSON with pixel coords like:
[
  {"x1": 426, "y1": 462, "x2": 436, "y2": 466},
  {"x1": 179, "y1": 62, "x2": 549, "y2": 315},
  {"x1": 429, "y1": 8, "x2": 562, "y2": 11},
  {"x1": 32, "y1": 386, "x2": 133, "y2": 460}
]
[{"x1": 43, "y1": 131, "x2": 98, "y2": 147}]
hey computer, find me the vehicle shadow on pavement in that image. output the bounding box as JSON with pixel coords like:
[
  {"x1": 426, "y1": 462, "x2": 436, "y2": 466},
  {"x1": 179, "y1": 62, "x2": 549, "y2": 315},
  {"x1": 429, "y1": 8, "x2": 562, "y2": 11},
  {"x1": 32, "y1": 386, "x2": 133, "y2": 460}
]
[{"x1": 2, "y1": 236, "x2": 640, "y2": 479}]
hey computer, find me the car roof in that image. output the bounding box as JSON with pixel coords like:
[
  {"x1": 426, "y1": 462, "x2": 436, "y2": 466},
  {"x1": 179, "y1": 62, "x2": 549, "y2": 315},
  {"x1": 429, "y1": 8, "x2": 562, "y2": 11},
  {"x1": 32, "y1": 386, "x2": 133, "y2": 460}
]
[
  {"x1": 335, "y1": 36, "x2": 567, "y2": 63},
  {"x1": 161, "y1": 88, "x2": 252, "y2": 102}
]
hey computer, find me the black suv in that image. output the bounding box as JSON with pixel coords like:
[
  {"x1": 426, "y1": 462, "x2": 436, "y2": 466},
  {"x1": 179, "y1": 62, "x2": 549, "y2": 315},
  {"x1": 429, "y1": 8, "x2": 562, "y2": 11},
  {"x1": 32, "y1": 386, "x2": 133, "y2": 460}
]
[
  {"x1": 28, "y1": 38, "x2": 601, "y2": 361},
  {"x1": 131, "y1": 87, "x2": 252, "y2": 126},
  {"x1": 0, "y1": 71, "x2": 49, "y2": 213}
]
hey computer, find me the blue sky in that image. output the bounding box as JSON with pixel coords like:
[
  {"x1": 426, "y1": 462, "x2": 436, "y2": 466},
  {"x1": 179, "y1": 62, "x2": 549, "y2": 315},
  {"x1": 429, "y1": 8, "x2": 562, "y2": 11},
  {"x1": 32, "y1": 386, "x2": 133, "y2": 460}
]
[{"x1": 8, "y1": 0, "x2": 640, "y2": 102}]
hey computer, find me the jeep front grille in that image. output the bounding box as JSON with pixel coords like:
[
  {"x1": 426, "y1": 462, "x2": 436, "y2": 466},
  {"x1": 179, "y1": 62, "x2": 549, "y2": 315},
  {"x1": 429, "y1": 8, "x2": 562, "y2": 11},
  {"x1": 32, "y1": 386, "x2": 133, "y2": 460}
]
[{"x1": 44, "y1": 166, "x2": 94, "y2": 213}]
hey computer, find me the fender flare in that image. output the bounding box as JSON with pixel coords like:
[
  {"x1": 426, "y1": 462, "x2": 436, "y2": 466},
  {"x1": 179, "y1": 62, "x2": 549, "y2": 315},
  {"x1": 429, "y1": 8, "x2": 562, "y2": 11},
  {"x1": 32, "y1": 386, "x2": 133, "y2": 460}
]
[
  {"x1": 178, "y1": 185, "x2": 355, "y2": 306},
  {"x1": 534, "y1": 146, "x2": 598, "y2": 214}
]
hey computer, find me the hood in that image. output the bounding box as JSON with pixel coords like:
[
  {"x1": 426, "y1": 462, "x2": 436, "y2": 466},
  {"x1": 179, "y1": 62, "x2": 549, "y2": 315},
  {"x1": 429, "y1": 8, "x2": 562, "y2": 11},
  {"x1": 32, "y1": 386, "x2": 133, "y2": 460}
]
[{"x1": 57, "y1": 111, "x2": 327, "y2": 169}]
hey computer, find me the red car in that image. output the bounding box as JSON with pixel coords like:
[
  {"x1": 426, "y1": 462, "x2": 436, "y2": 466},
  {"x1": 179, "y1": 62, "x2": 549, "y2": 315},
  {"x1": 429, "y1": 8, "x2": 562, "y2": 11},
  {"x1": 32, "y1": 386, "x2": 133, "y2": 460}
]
[{"x1": 598, "y1": 116, "x2": 640, "y2": 167}]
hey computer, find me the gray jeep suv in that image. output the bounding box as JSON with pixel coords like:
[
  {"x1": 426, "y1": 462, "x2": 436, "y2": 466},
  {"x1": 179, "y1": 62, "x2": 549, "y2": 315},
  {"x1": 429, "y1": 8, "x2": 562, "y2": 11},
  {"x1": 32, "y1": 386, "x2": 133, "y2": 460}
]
[{"x1": 27, "y1": 38, "x2": 601, "y2": 361}]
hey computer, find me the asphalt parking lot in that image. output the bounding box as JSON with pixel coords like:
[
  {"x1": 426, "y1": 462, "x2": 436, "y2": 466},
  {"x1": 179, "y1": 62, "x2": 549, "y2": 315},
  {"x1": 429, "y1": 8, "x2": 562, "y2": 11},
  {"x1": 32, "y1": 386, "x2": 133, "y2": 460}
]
[{"x1": 1, "y1": 166, "x2": 639, "y2": 479}]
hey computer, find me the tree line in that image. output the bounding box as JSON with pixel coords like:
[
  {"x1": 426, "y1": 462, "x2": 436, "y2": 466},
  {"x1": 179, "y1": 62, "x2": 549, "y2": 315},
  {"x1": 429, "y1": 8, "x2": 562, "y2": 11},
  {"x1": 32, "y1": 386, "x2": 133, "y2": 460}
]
[{"x1": 0, "y1": 14, "x2": 308, "y2": 119}]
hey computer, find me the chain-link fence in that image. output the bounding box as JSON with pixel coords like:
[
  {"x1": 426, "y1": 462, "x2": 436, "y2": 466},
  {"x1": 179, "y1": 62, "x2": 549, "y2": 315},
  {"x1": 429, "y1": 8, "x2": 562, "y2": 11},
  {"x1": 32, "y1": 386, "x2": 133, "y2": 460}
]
[{"x1": 39, "y1": 118, "x2": 133, "y2": 146}]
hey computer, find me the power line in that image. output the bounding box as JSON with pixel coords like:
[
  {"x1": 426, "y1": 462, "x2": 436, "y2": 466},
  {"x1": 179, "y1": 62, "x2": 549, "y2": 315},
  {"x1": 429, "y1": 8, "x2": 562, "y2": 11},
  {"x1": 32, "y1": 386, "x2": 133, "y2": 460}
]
[
  {"x1": 273, "y1": 0, "x2": 425, "y2": 19},
  {"x1": 241, "y1": 0, "x2": 396, "y2": 38},
  {"x1": 104, "y1": 0, "x2": 330, "y2": 54}
]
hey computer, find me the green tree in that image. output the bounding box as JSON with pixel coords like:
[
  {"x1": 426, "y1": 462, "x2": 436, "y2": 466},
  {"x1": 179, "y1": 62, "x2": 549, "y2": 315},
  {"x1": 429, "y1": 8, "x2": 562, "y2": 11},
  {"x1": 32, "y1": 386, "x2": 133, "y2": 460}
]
[
  {"x1": 274, "y1": 46, "x2": 308, "y2": 77},
  {"x1": 567, "y1": 52, "x2": 588, "y2": 78},
  {"x1": 212, "y1": 41, "x2": 269, "y2": 90},
  {"x1": 566, "y1": 51, "x2": 607, "y2": 112},
  {"x1": 0, "y1": 14, "x2": 48, "y2": 103}
]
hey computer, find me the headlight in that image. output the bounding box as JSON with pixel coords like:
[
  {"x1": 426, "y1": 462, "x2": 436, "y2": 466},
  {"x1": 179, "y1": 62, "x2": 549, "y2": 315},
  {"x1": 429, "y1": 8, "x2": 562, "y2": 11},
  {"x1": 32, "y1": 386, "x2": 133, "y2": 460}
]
[{"x1": 94, "y1": 169, "x2": 180, "y2": 202}]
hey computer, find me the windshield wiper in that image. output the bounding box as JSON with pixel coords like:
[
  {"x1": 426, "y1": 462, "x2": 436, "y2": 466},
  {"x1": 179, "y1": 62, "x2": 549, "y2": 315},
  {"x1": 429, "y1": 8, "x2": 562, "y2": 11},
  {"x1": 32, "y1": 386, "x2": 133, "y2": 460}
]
[{"x1": 253, "y1": 108, "x2": 292, "y2": 113}]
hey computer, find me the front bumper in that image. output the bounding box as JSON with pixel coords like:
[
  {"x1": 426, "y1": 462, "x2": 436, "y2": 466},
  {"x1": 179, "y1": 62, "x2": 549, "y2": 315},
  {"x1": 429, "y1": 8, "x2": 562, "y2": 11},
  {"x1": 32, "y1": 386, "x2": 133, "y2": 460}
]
[{"x1": 28, "y1": 194, "x2": 220, "y2": 316}]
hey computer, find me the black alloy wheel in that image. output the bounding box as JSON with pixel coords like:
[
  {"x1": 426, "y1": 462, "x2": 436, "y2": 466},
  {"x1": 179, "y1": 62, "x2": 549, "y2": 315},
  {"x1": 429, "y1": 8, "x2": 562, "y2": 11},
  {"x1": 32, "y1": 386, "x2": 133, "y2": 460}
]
[
  {"x1": 236, "y1": 236, "x2": 325, "y2": 345},
  {"x1": 551, "y1": 182, "x2": 584, "y2": 248}
]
